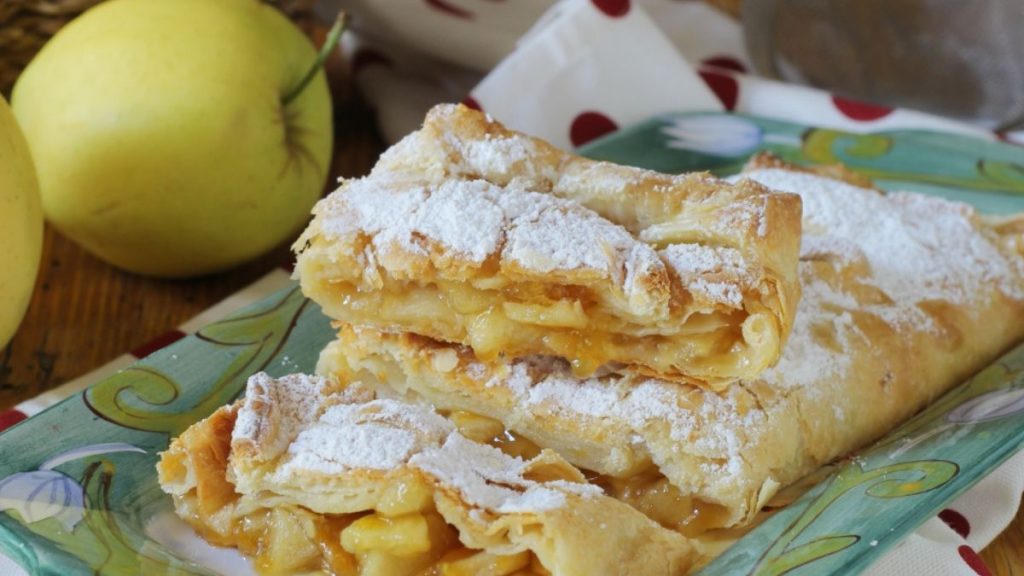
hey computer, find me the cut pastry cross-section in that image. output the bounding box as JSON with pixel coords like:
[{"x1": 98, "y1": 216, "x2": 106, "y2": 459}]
[
  {"x1": 157, "y1": 373, "x2": 697, "y2": 576},
  {"x1": 294, "y1": 104, "x2": 802, "y2": 388},
  {"x1": 320, "y1": 327, "x2": 793, "y2": 534},
  {"x1": 319, "y1": 165, "x2": 1024, "y2": 537}
]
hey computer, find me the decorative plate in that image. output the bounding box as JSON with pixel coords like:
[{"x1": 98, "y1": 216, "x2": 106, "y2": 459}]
[{"x1": 1, "y1": 112, "x2": 1023, "y2": 575}]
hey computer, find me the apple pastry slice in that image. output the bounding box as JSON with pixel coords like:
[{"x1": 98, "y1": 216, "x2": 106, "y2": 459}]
[
  {"x1": 157, "y1": 373, "x2": 696, "y2": 576},
  {"x1": 294, "y1": 104, "x2": 802, "y2": 389},
  {"x1": 320, "y1": 165, "x2": 1024, "y2": 532}
]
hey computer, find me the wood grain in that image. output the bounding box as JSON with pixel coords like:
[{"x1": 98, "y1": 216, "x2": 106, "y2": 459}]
[{"x1": 0, "y1": 78, "x2": 1020, "y2": 576}]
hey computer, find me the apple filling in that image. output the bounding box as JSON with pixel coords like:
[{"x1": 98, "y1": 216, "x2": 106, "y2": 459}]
[
  {"x1": 445, "y1": 411, "x2": 733, "y2": 539},
  {"x1": 304, "y1": 265, "x2": 771, "y2": 383},
  {"x1": 318, "y1": 336, "x2": 742, "y2": 539},
  {"x1": 444, "y1": 410, "x2": 543, "y2": 461},
  {"x1": 591, "y1": 470, "x2": 733, "y2": 539},
  {"x1": 159, "y1": 407, "x2": 552, "y2": 576}
]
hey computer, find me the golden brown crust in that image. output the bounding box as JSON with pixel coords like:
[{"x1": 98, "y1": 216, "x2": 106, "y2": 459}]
[
  {"x1": 320, "y1": 166, "x2": 1024, "y2": 532},
  {"x1": 322, "y1": 325, "x2": 794, "y2": 528},
  {"x1": 742, "y1": 152, "x2": 877, "y2": 189},
  {"x1": 294, "y1": 104, "x2": 802, "y2": 388},
  {"x1": 157, "y1": 403, "x2": 239, "y2": 518},
  {"x1": 157, "y1": 373, "x2": 698, "y2": 576},
  {"x1": 380, "y1": 106, "x2": 802, "y2": 325}
]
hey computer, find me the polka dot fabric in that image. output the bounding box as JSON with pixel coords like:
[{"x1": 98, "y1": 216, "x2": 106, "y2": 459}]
[
  {"x1": 591, "y1": 0, "x2": 630, "y2": 17},
  {"x1": 328, "y1": 0, "x2": 994, "y2": 146},
  {"x1": 698, "y1": 68, "x2": 739, "y2": 111},
  {"x1": 940, "y1": 509, "x2": 972, "y2": 539},
  {"x1": 569, "y1": 111, "x2": 619, "y2": 146},
  {"x1": 832, "y1": 94, "x2": 895, "y2": 122},
  {"x1": 471, "y1": 0, "x2": 722, "y2": 148}
]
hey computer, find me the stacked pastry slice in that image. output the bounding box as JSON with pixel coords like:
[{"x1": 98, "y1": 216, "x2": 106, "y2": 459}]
[
  {"x1": 294, "y1": 104, "x2": 803, "y2": 388},
  {"x1": 158, "y1": 373, "x2": 695, "y2": 575},
  {"x1": 158, "y1": 105, "x2": 1024, "y2": 575},
  {"x1": 320, "y1": 150, "x2": 1024, "y2": 533}
]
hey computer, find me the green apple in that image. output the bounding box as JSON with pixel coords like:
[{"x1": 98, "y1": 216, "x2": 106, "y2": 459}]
[
  {"x1": 0, "y1": 94, "x2": 42, "y2": 349},
  {"x1": 12, "y1": 0, "x2": 333, "y2": 277}
]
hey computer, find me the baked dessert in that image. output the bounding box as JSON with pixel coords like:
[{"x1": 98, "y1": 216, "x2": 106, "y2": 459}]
[
  {"x1": 319, "y1": 163, "x2": 1024, "y2": 534},
  {"x1": 157, "y1": 372, "x2": 696, "y2": 576},
  {"x1": 294, "y1": 104, "x2": 802, "y2": 388}
]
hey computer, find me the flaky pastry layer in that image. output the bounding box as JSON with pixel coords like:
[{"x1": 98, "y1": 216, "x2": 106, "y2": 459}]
[
  {"x1": 320, "y1": 165, "x2": 1024, "y2": 532},
  {"x1": 157, "y1": 373, "x2": 696, "y2": 576},
  {"x1": 294, "y1": 104, "x2": 801, "y2": 388}
]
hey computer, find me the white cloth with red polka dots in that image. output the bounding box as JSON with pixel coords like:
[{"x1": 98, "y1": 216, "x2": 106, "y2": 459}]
[
  {"x1": 326, "y1": 0, "x2": 1001, "y2": 146},
  {"x1": 322, "y1": 0, "x2": 1023, "y2": 574}
]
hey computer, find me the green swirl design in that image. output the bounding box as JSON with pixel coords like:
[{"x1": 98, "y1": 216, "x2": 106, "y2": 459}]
[
  {"x1": 801, "y1": 127, "x2": 1024, "y2": 195},
  {"x1": 979, "y1": 159, "x2": 1024, "y2": 187},
  {"x1": 751, "y1": 460, "x2": 958, "y2": 576},
  {"x1": 803, "y1": 129, "x2": 893, "y2": 164},
  {"x1": 84, "y1": 367, "x2": 183, "y2": 433},
  {"x1": 84, "y1": 287, "x2": 309, "y2": 436}
]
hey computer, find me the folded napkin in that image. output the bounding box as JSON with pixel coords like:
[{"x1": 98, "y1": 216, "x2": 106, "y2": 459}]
[
  {"x1": 1, "y1": 2, "x2": 1021, "y2": 575},
  {"x1": 328, "y1": 0, "x2": 995, "y2": 146}
]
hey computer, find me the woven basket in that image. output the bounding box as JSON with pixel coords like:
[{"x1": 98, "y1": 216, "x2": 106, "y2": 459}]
[{"x1": 0, "y1": 0, "x2": 319, "y2": 97}]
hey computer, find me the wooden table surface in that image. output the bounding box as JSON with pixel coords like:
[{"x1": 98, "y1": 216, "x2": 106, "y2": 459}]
[{"x1": 0, "y1": 94, "x2": 1021, "y2": 573}]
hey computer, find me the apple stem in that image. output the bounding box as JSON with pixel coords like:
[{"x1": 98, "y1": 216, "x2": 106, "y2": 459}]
[{"x1": 283, "y1": 12, "x2": 348, "y2": 106}]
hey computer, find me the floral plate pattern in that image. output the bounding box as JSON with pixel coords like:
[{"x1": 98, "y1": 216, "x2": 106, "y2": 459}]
[{"x1": 1, "y1": 112, "x2": 1023, "y2": 575}]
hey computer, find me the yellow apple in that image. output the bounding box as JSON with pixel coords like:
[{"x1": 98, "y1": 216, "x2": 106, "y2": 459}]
[
  {"x1": 0, "y1": 94, "x2": 42, "y2": 349},
  {"x1": 12, "y1": 0, "x2": 332, "y2": 277}
]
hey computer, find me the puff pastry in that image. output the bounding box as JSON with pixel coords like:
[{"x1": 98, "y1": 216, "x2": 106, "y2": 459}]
[
  {"x1": 294, "y1": 104, "x2": 802, "y2": 388},
  {"x1": 157, "y1": 373, "x2": 696, "y2": 576},
  {"x1": 320, "y1": 163, "x2": 1024, "y2": 533}
]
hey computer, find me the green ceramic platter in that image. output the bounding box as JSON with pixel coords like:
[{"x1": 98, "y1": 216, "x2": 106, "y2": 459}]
[{"x1": 1, "y1": 112, "x2": 1023, "y2": 575}]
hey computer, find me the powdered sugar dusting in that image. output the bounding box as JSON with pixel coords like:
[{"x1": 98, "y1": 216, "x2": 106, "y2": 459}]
[
  {"x1": 711, "y1": 194, "x2": 772, "y2": 239},
  {"x1": 314, "y1": 102, "x2": 786, "y2": 320},
  {"x1": 424, "y1": 104, "x2": 561, "y2": 188},
  {"x1": 410, "y1": 433, "x2": 600, "y2": 513},
  {"x1": 234, "y1": 374, "x2": 597, "y2": 514},
  {"x1": 622, "y1": 244, "x2": 667, "y2": 315},
  {"x1": 492, "y1": 358, "x2": 765, "y2": 483},
  {"x1": 737, "y1": 168, "x2": 1024, "y2": 389},
  {"x1": 318, "y1": 173, "x2": 666, "y2": 284},
  {"x1": 321, "y1": 178, "x2": 505, "y2": 263},
  {"x1": 759, "y1": 277, "x2": 859, "y2": 390},
  {"x1": 457, "y1": 134, "x2": 559, "y2": 185},
  {"x1": 660, "y1": 243, "x2": 754, "y2": 308},
  {"x1": 232, "y1": 372, "x2": 341, "y2": 463},
  {"x1": 503, "y1": 202, "x2": 642, "y2": 274},
  {"x1": 745, "y1": 169, "x2": 1023, "y2": 308},
  {"x1": 798, "y1": 235, "x2": 866, "y2": 265},
  {"x1": 279, "y1": 400, "x2": 453, "y2": 476}
]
